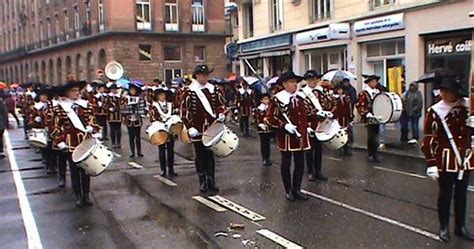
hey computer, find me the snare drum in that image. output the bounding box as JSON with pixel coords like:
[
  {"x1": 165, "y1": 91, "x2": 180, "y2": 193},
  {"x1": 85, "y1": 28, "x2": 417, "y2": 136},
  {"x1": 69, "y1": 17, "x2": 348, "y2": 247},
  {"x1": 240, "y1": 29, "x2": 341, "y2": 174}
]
[
  {"x1": 165, "y1": 115, "x2": 183, "y2": 135},
  {"x1": 325, "y1": 128, "x2": 348, "y2": 150},
  {"x1": 202, "y1": 123, "x2": 239, "y2": 157},
  {"x1": 28, "y1": 129, "x2": 48, "y2": 148},
  {"x1": 145, "y1": 121, "x2": 169, "y2": 145},
  {"x1": 72, "y1": 138, "x2": 113, "y2": 176},
  {"x1": 373, "y1": 92, "x2": 403, "y2": 124},
  {"x1": 315, "y1": 119, "x2": 348, "y2": 150}
]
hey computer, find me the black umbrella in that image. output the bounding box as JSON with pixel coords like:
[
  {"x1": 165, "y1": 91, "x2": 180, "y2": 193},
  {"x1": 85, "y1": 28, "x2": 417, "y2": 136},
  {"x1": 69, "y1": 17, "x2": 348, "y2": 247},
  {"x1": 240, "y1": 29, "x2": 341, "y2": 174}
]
[{"x1": 417, "y1": 68, "x2": 456, "y2": 84}]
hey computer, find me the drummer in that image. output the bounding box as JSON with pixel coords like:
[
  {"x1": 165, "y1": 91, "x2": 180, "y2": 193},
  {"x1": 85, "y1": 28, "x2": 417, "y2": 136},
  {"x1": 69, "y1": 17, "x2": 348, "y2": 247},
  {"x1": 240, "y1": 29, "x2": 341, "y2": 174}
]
[
  {"x1": 149, "y1": 85, "x2": 177, "y2": 177},
  {"x1": 45, "y1": 87, "x2": 63, "y2": 187},
  {"x1": 267, "y1": 71, "x2": 315, "y2": 201},
  {"x1": 301, "y1": 70, "x2": 333, "y2": 182},
  {"x1": 236, "y1": 81, "x2": 254, "y2": 137},
  {"x1": 333, "y1": 83, "x2": 353, "y2": 156},
  {"x1": 252, "y1": 93, "x2": 273, "y2": 167},
  {"x1": 181, "y1": 65, "x2": 227, "y2": 193},
  {"x1": 356, "y1": 74, "x2": 381, "y2": 163},
  {"x1": 106, "y1": 83, "x2": 122, "y2": 148},
  {"x1": 51, "y1": 80, "x2": 100, "y2": 207},
  {"x1": 91, "y1": 81, "x2": 109, "y2": 141},
  {"x1": 121, "y1": 81, "x2": 146, "y2": 158}
]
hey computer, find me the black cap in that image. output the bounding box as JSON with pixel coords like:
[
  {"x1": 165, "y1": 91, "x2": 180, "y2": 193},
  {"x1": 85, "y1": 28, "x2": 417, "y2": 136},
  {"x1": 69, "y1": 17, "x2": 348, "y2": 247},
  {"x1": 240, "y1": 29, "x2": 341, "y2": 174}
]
[
  {"x1": 58, "y1": 80, "x2": 87, "y2": 96},
  {"x1": 362, "y1": 74, "x2": 380, "y2": 84},
  {"x1": 303, "y1": 70, "x2": 322, "y2": 80},
  {"x1": 438, "y1": 77, "x2": 468, "y2": 97},
  {"x1": 193, "y1": 64, "x2": 214, "y2": 79},
  {"x1": 276, "y1": 71, "x2": 304, "y2": 85}
]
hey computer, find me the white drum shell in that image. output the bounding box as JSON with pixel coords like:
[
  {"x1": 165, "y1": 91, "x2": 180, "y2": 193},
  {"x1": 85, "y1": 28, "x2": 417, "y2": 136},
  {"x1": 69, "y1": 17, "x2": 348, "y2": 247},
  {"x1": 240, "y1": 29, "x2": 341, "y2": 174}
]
[
  {"x1": 28, "y1": 129, "x2": 48, "y2": 148},
  {"x1": 315, "y1": 119, "x2": 340, "y2": 142},
  {"x1": 373, "y1": 92, "x2": 403, "y2": 124},
  {"x1": 80, "y1": 144, "x2": 113, "y2": 176},
  {"x1": 210, "y1": 128, "x2": 239, "y2": 158},
  {"x1": 146, "y1": 121, "x2": 168, "y2": 140},
  {"x1": 165, "y1": 115, "x2": 183, "y2": 135},
  {"x1": 202, "y1": 123, "x2": 225, "y2": 147},
  {"x1": 325, "y1": 128, "x2": 349, "y2": 150}
]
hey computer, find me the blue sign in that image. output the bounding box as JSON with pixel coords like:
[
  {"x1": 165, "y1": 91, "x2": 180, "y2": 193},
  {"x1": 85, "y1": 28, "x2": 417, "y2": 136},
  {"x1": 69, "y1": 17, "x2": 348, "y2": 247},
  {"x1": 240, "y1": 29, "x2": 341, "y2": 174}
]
[
  {"x1": 226, "y1": 42, "x2": 238, "y2": 58},
  {"x1": 239, "y1": 34, "x2": 292, "y2": 54}
]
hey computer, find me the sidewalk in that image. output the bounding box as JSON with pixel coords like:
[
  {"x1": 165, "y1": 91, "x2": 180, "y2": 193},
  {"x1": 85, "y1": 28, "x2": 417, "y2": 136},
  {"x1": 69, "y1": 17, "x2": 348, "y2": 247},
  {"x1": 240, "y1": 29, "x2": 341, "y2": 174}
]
[{"x1": 352, "y1": 123, "x2": 425, "y2": 159}]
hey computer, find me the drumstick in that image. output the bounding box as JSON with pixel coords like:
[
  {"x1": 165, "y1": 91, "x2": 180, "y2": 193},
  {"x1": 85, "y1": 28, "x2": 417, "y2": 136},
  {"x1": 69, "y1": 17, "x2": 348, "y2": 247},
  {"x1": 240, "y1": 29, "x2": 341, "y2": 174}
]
[{"x1": 282, "y1": 113, "x2": 302, "y2": 138}]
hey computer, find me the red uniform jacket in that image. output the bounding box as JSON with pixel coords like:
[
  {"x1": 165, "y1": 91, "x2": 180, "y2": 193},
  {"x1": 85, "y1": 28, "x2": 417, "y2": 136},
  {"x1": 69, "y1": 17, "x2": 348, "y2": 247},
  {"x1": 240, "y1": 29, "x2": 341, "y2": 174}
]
[
  {"x1": 51, "y1": 99, "x2": 99, "y2": 152},
  {"x1": 149, "y1": 101, "x2": 173, "y2": 123},
  {"x1": 333, "y1": 94, "x2": 353, "y2": 128},
  {"x1": 90, "y1": 92, "x2": 107, "y2": 116},
  {"x1": 267, "y1": 90, "x2": 315, "y2": 151},
  {"x1": 421, "y1": 100, "x2": 474, "y2": 173},
  {"x1": 19, "y1": 93, "x2": 35, "y2": 117},
  {"x1": 28, "y1": 101, "x2": 48, "y2": 129},
  {"x1": 252, "y1": 103, "x2": 271, "y2": 134},
  {"x1": 300, "y1": 86, "x2": 335, "y2": 130},
  {"x1": 356, "y1": 88, "x2": 379, "y2": 124},
  {"x1": 181, "y1": 81, "x2": 227, "y2": 141},
  {"x1": 106, "y1": 93, "x2": 122, "y2": 123},
  {"x1": 236, "y1": 88, "x2": 254, "y2": 117}
]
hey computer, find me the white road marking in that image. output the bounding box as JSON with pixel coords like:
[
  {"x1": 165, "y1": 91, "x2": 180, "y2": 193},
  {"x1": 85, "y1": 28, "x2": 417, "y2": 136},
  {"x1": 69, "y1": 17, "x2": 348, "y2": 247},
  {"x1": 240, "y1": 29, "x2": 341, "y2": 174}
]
[
  {"x1": 4, "y1": 130, "x2": 43, "y2": 249},
  {"x1": 128, "y1": 162, "x2": 143, "y2": 169},
  {"x1": 301, "y1": 189, "x2": 442, "y2": 242},
  {"x1": 208, "y1": 195, "x2": 266, "y2": 222},
  {"x1": 256, "y1": 229, "x2": 304, "y2": 249},
  {"x1": 324, "y1": 155, "x2": 343, "y2": 161},
  {"x1": 192, "y1": 196, "x2": 227, "y2": 212},
  {"x1": 373, "y1": 166, "x2": 427, "y2": 179},
  {"x1": 152, "y1": 175, "x2": 178, "y2": 187}
]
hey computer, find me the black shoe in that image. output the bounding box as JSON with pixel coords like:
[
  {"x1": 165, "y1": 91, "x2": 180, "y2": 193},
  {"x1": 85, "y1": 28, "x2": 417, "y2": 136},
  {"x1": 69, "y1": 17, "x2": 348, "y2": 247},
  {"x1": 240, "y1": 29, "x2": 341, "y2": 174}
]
[
  {"x1": 199, "y1": 183, "x2": 208, "y2": 193},
  {"x1": 130, "y1": 154, "x2": 135, "y2": 158},
  {"x1": 104, "y1": 137, "x2": 109, "y2": 141},
  {"x1": 138, "y1": 154, "x2": 144, "y2": 157},
  {"x1": 117, "y1": 144, "x2": 122, "y2": 149},
  {"x1": 373, "y1": 156, "x2": 381, "y2": 163},
  {"x1": 455, "y1": 227, "x2": 474, "y2": 241},
  {"x1": 58, "y1": 179, "x2": 66, "y2": 188},
  {"x1": 368, "y1": 156, "x2": 376, "y2": 163},
  {"x1": 267, "y1": 160, "x2": 273, "y2": 166},
  {"x1": 293, "y1": 191, "x2": 309, "y2": 201},
  {"x1": 285, "y1": 192, "x2": 295, "y2": 201},
  {"x1": 308, "y1": 175, "x2": 316, "y2": 182},
  {"x1": 316, "y1": 174, "x2": 328, "y2": 181},
  {"x1": 83, "y1": 197, "x2": 93, "y2": 207},
  {"x1": 46, "y1": 168, "x2": 52, "y2": 175},
  {"x1": 208, "y1": 183, "x2": 220, "y2": 192},
  {"x1": 160, "y1": 170, "x2": 167, "y2": 177},
  {"x1": 169, "y1": 171, "x2": 178, "y2": 177},
  {"x1": 344, "y1": 148, "x2": 353, "y2": 156},
  {"x1": 439, "y1": 227, "x2": 450, "y2": 242},
  {"x1": 75, "y1": 196, "x2": 85, "y2": 208}
]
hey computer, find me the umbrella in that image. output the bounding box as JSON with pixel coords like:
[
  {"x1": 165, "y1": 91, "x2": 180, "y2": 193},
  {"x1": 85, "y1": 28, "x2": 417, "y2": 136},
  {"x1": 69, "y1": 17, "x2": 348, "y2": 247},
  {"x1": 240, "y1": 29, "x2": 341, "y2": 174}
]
[
  {"x1": 242, "y1": 76, "x2": 261, "y2": 86},
  {"x1": 417, "y1": 68, "x2": 455, "y2": 84},
  {"x1": 115, "y1": 78, "x2": 131, "y2": 89},
  {"x1": 266, "y1": 76, "x2": 279, "y2": 88},
  {"x1": 10, "y1": 83, "x2": 19, "y2": 88},
  {"x1": 322, "y1": 70, "x2": 357, "y2": 86},
  {"x1": 209, "y1": 77, "x2": 228, "y2": 85},
  {"x1": 0, "y1": 82, "x2": 8, "y2": 89}
]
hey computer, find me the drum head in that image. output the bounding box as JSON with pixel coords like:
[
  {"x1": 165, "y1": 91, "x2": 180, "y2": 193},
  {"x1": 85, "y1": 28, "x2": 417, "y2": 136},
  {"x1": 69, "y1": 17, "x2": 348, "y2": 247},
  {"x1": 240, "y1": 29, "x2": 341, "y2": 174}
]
[
  {"x1": 373, "y1": 93, "x2": 393, "y2": 124},
  {"x1": 72, "y1": 138, "x2": 98, "y2": 163},
  {"x1": 150, "y1": 131, "x2": 169, "y2": 146},
  {"x1": 315, "y1": 119, "x2": 341, "y2": 142},
  {"x1": 202, "y1": 123, "x2": 225, "y2": 147},
  {"x1": 169, "y1": 123, "x2": 184, "y2": 135}
]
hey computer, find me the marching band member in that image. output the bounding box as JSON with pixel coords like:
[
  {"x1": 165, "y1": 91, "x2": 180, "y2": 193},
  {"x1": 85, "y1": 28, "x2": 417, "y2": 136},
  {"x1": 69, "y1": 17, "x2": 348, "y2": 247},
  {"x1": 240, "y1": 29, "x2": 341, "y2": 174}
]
[
  {"x1": 121, "y1": 82, "x2": 146, "y2": 158},
  {"x1": 236, "y1": 81, "x2": 254, "y2": 137},
  {"x1": 356, "y1": 74, "x2": 381, "y2": 163},
  {"x1": 253, "y1": 93, "x2": 273, "y2": 167},
  {"x1": 267, "y1": 71, "x2": 315, "y2": 201},
  {"x1": 149, "y1": 86, "x2": 177, "y2": 177},
  {"x1": 333, "y1": 83, "x2": 353, "y2": 156},
  {"x1": 106, "y1": 83, "x2": 123, "y2": 148},
  {"x1": 51, "y1": 80, "x2": 100, "y2": 207},
  {"x1": 20, "y1": 83, "x2": 36, "y2": 138},
  {"x1": 181, "y1": 65, "x2": 227, "y2": 193},
  {"x1": 44, "y1": 87, "x2": 62, "y2": 186},
  {"x1": 91, "y1": 82, "x2": 108, "y2": 141},
  {"x1": 301, "y1": 70, "x2": 333, "y2": 182},
  {"x1": 421, "y1": 76, "x2": 474, "y2": 242}
]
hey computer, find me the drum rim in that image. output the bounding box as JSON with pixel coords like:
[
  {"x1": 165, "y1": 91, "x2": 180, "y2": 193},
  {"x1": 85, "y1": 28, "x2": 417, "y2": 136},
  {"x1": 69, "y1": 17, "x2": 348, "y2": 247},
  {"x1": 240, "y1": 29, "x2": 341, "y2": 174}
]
[
  {"x1": 202, "y1": 123, "x2": 226, "y2": 147},
  {"x1": 373, "y1": 92, "x2": 399, "y2": 124},
  {"x1": 72, "y1": 139, "x2": 98, "y2": 163}
]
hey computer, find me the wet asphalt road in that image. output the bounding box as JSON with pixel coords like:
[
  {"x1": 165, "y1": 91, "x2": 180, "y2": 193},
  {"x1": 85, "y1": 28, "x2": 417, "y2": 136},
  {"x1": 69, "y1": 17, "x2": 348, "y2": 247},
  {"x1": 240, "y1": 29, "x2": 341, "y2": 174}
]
[{"x1": 1, "y1": 119, "x2": 474, "y2": 249}]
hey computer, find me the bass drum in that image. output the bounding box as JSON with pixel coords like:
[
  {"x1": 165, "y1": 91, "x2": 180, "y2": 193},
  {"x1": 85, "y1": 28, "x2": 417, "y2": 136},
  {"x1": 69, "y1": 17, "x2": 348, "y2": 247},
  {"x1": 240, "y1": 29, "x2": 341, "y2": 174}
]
[
  {"x1": 72, "y1": 138, "x2": 113, "y2": 176},
  {"x1": 373, "y1": 92, "x2": 403, "y2": 124},
  {"x1": 165, "y1": 115, "x2": 184, "y2": 136}
]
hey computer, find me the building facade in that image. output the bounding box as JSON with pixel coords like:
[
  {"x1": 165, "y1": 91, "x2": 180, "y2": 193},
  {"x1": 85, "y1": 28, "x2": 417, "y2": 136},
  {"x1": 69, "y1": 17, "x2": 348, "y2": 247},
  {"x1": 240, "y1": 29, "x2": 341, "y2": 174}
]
[
  {"x1": 236, "y1": 0, "x2": 473, "y2": 107},
  {"x1": 0, "y1": 0, "x2": 227, "y2": 85}
]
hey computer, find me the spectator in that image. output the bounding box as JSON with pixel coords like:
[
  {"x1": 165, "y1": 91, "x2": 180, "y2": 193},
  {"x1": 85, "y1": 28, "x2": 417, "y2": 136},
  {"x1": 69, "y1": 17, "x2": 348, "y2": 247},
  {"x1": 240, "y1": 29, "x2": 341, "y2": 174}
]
[
  {"x1": 403, "y1": 82, "x2": 423, "y2": 144},
  {"x1": 342, "y1": 78, "x2": 357, "y2": 106},
  {"x1": 5, "y1": 93, "x2": 20, "y2": 128},
  {"x1": 0, "y1": 91, "x2": 8, "y2": 158},
  {"x1": 377, "y1": 84, "x2": 388, "y2": 149}
]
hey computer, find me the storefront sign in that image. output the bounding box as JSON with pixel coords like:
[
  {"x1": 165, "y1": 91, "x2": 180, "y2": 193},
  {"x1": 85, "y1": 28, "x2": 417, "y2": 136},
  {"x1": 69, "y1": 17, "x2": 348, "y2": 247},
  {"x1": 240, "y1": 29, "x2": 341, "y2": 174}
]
[
  {"x1": 354, "y1": 13, "x2": 404, "y2": 36},
  {"x1": 427, "y1": 39, "x2": 471, "y2": 56},
  {"x1": 296, "y1": 23, "x2": 350, "y2": 45},
  {"x1": 239, "y1": 34, "x2": 292, "y2": 53}
]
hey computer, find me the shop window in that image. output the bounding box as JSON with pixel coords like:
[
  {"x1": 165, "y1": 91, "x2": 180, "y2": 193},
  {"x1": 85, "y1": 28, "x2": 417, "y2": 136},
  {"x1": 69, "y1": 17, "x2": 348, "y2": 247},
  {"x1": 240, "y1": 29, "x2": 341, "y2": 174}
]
[
  {"x1": 164, "y1": 45, "x2": 181, "y2": 61},
  {"x1": 165, "y1": 0, "x2": 178, "y2": 31},
  {"x1": 139, "y1": 44, "x2": 152, "y2": 61},
  {"x1": 165, "y1": 69, "x2": 182, "y2": 82},
  {"x1": 192, "y1": 0, "x2": 205, "y2": 32},
  {"x1": 367, "y1": 43, "x2": 380, "y2": 57},
  {"x1": 194, "y1": 46, "x2": 206, "y2": 62},
  {"x1": 271, "y1": 0, "x2": 283, "y2": 31},
  {"x1": 397, "y1": 40, "x2": 405, "y2": 54},
  {"x1": 136, "y1": 0, "x2": 151, "y2": 31},
  {"x1": 329, "y1": 53, "x2": 339, "y2": 65},
  {"x1": 381, "y1": 41, "x2": 396, "y2": 56}
]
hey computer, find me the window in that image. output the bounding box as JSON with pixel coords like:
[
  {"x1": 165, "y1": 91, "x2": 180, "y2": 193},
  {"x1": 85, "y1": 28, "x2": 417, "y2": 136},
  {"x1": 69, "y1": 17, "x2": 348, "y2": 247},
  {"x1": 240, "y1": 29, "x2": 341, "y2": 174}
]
[
  {"x1": 165, "y1": 0, "x2": 178, "y2": 31},
  {"x1": 243, "y1": 3, "x2": 253, "y2": 38},
  {"x1": 136, "y1": 0, "x2": 151, "y2": 31},
  {"x1": 98, "y1": 0, "x2": 105, "y2": 32},
  {"x1": 311, "y1": 0, "x2": 332, "y2": 22},
  {"x1": 164, "y1": 45, "x2": 181, "y2": 61},
  {"x1": 55, "y1": 15, "x2": 60, "y2": 43},
  {"x1": 271, "y1": 0, "x2": 283, "y2": 31},
  {"x1": 46, "y1": 18, "x2": 51, "y2": 45},
  {"x1": 194, "y1": 46, "x2": 205, "y2": 62},
  {"x1": 85, "y1": 1, "x2": 91, "y2": 34},
  {"x1": 366, "y1": 40, "x2": 405, "y2": 58},
  {"x1": 73, "y1": 6, "x2": 80, "y2": 38},
  {"x1": 371, "y1": 0, "x2": 395, "y2": 9},
  {"x1": 192, "y1": 0, "x2": 205, "y2": 32},
  {"x1": 64, "y1": 10, "x2": 69, "y2": 40},
  {"x1": 165, "y1": 69, "x2": 182, "y2": 82},
  {"x1": 39, "y1": 21, "x2": 44, "y2": 47},
  {"x1": 139, "y1": 44, "x2": 152, "y2": 61}
]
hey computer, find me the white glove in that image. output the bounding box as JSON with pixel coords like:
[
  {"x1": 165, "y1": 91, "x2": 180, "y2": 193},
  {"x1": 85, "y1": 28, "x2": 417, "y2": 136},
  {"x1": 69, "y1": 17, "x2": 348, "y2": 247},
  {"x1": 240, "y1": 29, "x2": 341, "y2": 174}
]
[
  {"x1": 284, "y1": 123, "x2": 297, "y2": 134},
  {"x1": 317, "y1": 111, "x2": 333, "y2": 119},
  {"x1": 98, "y1": 101, "x2": 103, "y2": 107},
  {"x1": 325, "y1": 111, "x2": 334, "y2": 119},
  {"x1": 234, "y1": 109, "x2": 239, "y2": 114},
  {"x1": 366, "y1": 112, "x2": 374, "y2": 119},
  {"x1": 57, "y1": 142, "x2": 67, "y2": 150},
  {"x1": 188, "y1": 127, "x2": 199, "y2": 138},
  {"x1": 307, "y1": 127, "x2": 315, "y2": 135},
  {"x1": 34, "y1": 116, "x2": 42, "y2": 123},
  {"x1": 216, "y1": 113, "x2": 226, "y2": 122},
  {"x1": 85, "y1": 126, "x2": 94, "y2": 133},
  {"x1": 467, "y1": 115, "x2": 474, "y2": 128},
  {"x1": 109, "y1": 107, "x2": 115, "y2": 112},
  {"x1": 426, "y1": 166, "x2": 439, "y2": 180},
  {"x1": 92, "y1": 133, "x2": 101, "y2": 139},
  {"x1": 258, "y1": 123, "x2": 267, "y2": 130}
]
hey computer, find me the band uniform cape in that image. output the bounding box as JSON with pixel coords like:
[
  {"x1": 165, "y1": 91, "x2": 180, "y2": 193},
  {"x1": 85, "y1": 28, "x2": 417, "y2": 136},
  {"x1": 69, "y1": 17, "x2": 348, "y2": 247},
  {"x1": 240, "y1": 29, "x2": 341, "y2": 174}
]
[
  {"x1": 236, "y1": 88, "x2": 255, "y2": 117},
  {"x1": 267, "y1": 90, "x2": 315, "y2": 151},
  {"x1": 149, "y1": 100, "x2": 173, "y2": 123},
  {"x1": 356, "y1": 86, "x2": 380, "y2": 124},
  {"x1": 253, "y1": 103, "x2": 271, "y2": 133},
  {"x1": 28, "y1": 101, "x2": 48, "y2": 129},
  {"x1": 51, "y1": 98, "x2": 99, "y2": 153},
  {"x1": 180, "y1": 80, "x2": 227, "y2": 141},
  {"x1": 421, "y1": 99, "x2": 474, "y2": 172}
]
